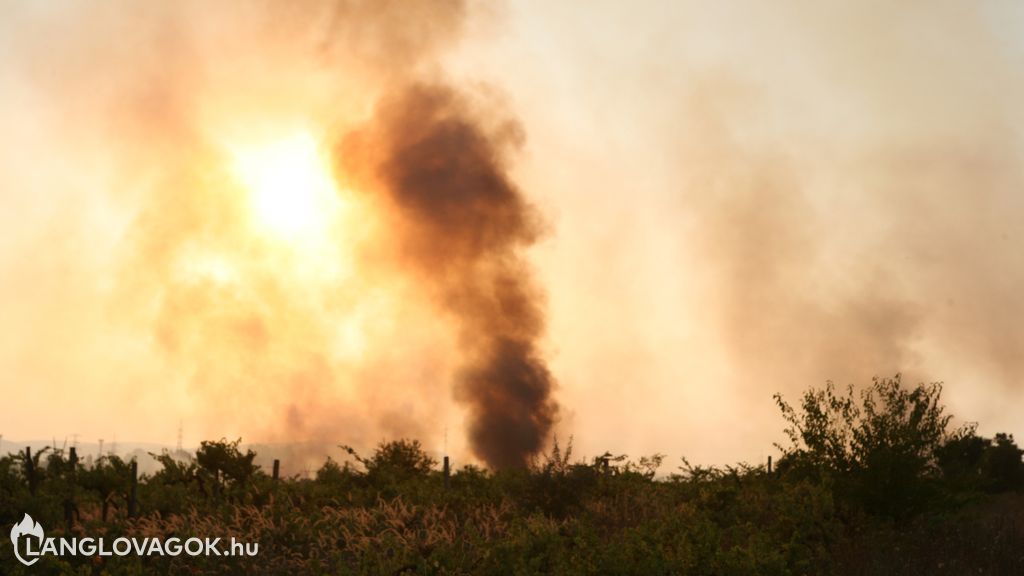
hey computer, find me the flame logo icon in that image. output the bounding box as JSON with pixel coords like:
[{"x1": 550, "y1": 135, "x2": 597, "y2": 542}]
[{"x1": 10, "y1": 513, "x2": 44, "y2": 566}]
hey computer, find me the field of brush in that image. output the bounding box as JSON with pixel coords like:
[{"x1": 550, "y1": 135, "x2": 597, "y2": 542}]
[{"x1": 3, "y1": 377, "x2": 1023, "y2": 575}]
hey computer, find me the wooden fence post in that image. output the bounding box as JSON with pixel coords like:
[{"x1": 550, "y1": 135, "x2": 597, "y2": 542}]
[
  {"x1": 65, "y1": 447, "x2": 78, "y2": 533},
  {"x1": 128, "y1": 460, "x2": 138, "y2": 518},
  {"x1": 443, "y1": 456, "x2": 450, "y2": 490},
  {"x1": 25, "y1": 447, "x2": 35, "y2": 495},
  {"x1": 767, "y1": 455, "x2": 772, "y2": 475},
  {"x1": 272, "y1": 459, "x2": 280, "y2": 481}
]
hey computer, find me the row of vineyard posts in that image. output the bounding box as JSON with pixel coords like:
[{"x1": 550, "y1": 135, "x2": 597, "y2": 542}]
[
  {"x1": 17, "y1": 446, "x2": 289, "y2": 531},
  {"x1": 18, "y1": 445, "x2": 456, "y2": 530}
]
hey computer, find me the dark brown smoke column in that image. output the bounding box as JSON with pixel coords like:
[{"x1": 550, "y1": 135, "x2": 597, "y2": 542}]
[{"x1": 342, "y1": 84, "x2": 558, "y2": 469}]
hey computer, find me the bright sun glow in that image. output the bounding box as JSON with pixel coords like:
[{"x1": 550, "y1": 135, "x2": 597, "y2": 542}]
[{"x1": 230, "y1": 131, "x2": 339, "y2": 239}]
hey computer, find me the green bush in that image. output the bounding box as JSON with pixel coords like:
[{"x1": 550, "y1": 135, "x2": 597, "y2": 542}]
[{"x1": 775, "y1": 375, "x2": 962, "y2": 519}]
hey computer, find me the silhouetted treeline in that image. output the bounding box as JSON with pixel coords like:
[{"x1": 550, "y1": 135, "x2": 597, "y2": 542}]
[{"x1": 1, "y1": 375, "x2": 1022, "y2": 574}]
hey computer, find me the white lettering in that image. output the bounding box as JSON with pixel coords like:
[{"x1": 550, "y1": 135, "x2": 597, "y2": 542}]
[{"x1": 113, "y1": 537, "x2": 131, "y2": 556}]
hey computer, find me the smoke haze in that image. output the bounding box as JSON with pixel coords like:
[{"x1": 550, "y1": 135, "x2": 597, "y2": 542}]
[{"x1": 2, "y1": 1, "x2": 1024, "y2": 468}]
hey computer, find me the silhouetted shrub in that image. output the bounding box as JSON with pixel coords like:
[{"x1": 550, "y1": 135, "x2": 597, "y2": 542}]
[
  {"x1": 195, "y1": 437, "x2": 258, "y2": 498},
  {"x1": 982, "y1": 433, "x2": 1024, "y2": 492},
  {"x1": 775, "y1": 374, "x2": 959, "y2": 518}
]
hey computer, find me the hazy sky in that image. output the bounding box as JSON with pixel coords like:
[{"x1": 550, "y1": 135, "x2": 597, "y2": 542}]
[{"x1": 2, "y1": 1, "x2": 1023, "y2": 467}]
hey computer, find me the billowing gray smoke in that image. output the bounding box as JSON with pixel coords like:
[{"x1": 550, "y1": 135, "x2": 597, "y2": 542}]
[{"x1": 342, "y1": 84, "x2": 558, "y2": 469}]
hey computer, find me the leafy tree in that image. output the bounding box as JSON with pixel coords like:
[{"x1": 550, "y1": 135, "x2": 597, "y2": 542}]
[
  {"x1": 195, "y1": 438, "x2": 258, "y2": 498},
  {"x1": 149, "y1": 450, "x2": 199, "y2": 487},
  {"x1": 775, "y1": 374, "x2": 958, "y2": 518},
  {"x1": 982, "y1": 433, "x2": 1024, "y2": 492},
  {"x1": 342, "y1": 439, "x2": 436, "y2": 482},
  {"x1": 315, "y1": 456, "x2": 361, "y2": 486},
  {"x1": 775, "y1": 381, "x2": 859, "y2": 475},
  {"x1": 940, "y1": 430, "x2": 1024, "y2": 493},
  {"x1": 935, "y1": 425, "x2": 988, "y2": 492},
  {"x1": 852, "y1": 375, "x2": 952, "y2": 516}
]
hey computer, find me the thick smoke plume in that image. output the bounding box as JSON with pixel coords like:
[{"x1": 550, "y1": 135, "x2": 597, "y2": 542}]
[{"x1": 342, "y1": 85, "x2": 557, "y2": 469}]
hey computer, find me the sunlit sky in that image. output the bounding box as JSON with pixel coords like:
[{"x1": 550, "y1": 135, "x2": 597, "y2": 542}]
[{"x1": 2, "y1": 1, "x2": 1024, "y2": 466}]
